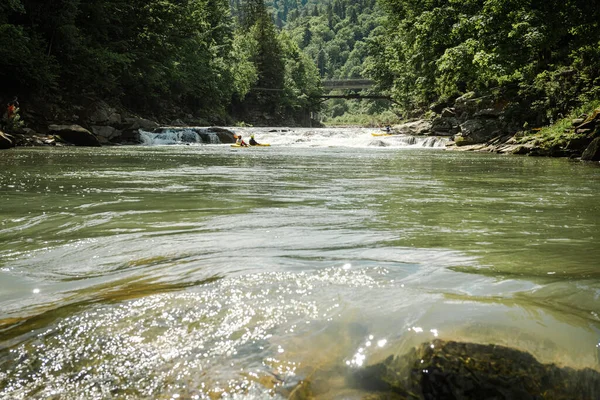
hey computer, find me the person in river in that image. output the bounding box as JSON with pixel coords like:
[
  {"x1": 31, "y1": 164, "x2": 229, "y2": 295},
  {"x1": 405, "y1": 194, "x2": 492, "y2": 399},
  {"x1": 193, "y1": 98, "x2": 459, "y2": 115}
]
[
  {"x1": 235, "y1": 134, "x2": 248, "y2": 147},
  {"x1": 249, "y1": 134, "x2": 260, "y2": 146},
  {"x1": 6, "y1": 97, "x2": 19, "y2": 120}
]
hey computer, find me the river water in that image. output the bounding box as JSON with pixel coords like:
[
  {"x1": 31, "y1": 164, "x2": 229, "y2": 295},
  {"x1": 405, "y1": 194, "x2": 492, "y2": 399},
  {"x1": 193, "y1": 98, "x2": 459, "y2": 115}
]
[{"x1": 1, "y1": 127, "x2": 599, "y2": 399}]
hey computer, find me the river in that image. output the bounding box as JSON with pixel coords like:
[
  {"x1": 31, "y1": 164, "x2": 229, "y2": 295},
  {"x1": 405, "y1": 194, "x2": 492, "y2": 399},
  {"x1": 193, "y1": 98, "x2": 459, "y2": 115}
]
[{"x1": 1, "y1": 127, "x2": 599, "y2": 399}]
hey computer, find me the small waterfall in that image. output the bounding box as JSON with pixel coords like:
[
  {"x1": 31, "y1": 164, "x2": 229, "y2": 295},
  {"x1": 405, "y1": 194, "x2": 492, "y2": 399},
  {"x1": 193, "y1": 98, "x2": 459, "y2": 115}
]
[
  {"x1": 139, "y1": 127, "x2": 231, "y2": 145},
  {"x1": 420, "y1": 136, "x2": 448, "y2": 147},
  {"x1": 137, "y1": 126, "x2": 448, "y2": 148}
]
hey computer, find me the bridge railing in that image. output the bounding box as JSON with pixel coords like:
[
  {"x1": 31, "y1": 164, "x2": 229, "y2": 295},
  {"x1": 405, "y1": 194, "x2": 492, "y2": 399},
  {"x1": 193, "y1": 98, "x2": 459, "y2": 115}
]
[{"x1": 322, "y1": 79, "x2": 375, "y2": 90}]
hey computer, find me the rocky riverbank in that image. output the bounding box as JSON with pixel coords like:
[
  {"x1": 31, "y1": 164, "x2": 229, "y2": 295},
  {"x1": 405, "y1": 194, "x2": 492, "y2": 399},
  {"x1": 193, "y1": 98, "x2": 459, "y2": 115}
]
[
  {"x1": 390, "y1": 92, "x2": 600, "y2": 162},
  {"x1": 2, "y1": 94, "x2": 600, "y2": 162},
  {"x1": 0, "y1": 99, "x2": 168, "y2": 149},
  {"x1": 0, "y1": 98, "x2": 303, "y2": 149}
]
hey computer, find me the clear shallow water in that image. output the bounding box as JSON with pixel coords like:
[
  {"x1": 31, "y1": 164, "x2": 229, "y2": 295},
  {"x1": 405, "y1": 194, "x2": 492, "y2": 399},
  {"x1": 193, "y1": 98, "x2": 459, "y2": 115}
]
[{"x1": 1, "y1": 129, "x2": 599, "y2": 399}]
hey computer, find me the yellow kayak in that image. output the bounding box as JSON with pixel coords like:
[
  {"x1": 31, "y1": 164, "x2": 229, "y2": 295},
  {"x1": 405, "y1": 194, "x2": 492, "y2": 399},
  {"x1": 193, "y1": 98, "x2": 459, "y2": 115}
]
[
  {"x1": 230, "y1": 143, "x2": 271, "y2": 148},
  {"x1": 371, "y1": 132, "x2": 394, "y2": 137}
]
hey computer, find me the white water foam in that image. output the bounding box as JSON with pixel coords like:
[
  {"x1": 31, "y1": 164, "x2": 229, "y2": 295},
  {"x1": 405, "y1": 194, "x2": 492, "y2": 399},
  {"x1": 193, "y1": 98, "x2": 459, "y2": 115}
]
[
  {"x1": 139, "y1": 127, "x2": 222, "y2": 145},
  {"x1": 139, "y1": 126, "x2": 449, "y2": 148}
]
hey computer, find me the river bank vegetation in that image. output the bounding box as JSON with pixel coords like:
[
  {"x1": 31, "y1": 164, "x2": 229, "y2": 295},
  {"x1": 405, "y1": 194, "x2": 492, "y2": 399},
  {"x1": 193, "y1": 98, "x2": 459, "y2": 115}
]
[
  {"x1": 368, "y1": 0, "x2": 600, "y2": 157},
  {"x1": 0, "y1": 0, "x2": 322, "y2": 127}
]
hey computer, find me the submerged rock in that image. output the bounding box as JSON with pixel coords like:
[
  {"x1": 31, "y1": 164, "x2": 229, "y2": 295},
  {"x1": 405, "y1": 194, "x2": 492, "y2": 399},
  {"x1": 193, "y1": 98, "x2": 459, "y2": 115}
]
[{"x1": 350, "y1": 340, "x2": 600, "y2": 400}]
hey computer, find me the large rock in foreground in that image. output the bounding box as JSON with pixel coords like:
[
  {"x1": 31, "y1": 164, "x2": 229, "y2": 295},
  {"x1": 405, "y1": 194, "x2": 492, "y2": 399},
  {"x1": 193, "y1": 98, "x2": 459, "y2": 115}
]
[
  {"x1": 48, "y1": 124, "x2": 101, "y2": 147},
  {"x1": 351, "y1": 339, "x2": 600, "y2": 399}
]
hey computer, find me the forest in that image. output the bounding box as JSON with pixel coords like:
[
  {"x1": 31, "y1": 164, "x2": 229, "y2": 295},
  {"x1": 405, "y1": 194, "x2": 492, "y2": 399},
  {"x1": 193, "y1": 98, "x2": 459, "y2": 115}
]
[
  {"x1": 1, "y1": 0, "x2": 599, "y2": 130},
  {"x1": 370, "y1": 0, "x2": 600, "y2": 129}
]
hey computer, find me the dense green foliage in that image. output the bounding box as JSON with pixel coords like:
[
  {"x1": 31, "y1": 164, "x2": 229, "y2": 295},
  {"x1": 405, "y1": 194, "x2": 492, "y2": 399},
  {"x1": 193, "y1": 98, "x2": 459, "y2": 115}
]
[
  {"x1": 0, "y1": 0, "x2": 321, "y2": 124},
  {"x1": 1, "y1": 0, "x2": 240, "y2": 119},
  {"x1": 251, "y1": 0, "x2": 394, "y2": 123},
  {"x1": 368, "y1": 0, "x2": 600, "y2": 125},
  {"x1": 4, "y1": 0, "x2": 595, "y2": 129}
]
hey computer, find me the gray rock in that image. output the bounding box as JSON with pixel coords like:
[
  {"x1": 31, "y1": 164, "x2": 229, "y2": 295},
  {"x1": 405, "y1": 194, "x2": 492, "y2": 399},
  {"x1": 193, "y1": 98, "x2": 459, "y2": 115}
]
[
  {"x1": 210, "y1": 127, "x2": 236, "y2": 143},
  {"x1": 170, "y1": 119, "x2": 187, "y2": 126},
  {"x1": 457, "y1": 118, "x2": 503, "y2": 144},
  {"x1": 474, "y1": 108, "x2": 501, "y2": 118},
  {"x1": 394, "y1": 120, "x2": 432, "y2": 136},
  {"x1": 88, "y1": 101, "x2": 122, "y2": 125},
  {"x1": 48, "y1": 124, "x2": 101, "y2": 147},
  {"x1": 441, "y1": 107, "x2": 455, "y2": 118},
  {"x1": 122, "y1": 117, "x2": 159, "y2": 131},
  {"x1": 581, "y1": 137, "x2": 600, "y2": 161},
  {"x1": 431, "y1": 116, "x2": 459, "y2": 135},
  {"x1": 91, "y1": 125, "x2": 120, "y2": 140}
]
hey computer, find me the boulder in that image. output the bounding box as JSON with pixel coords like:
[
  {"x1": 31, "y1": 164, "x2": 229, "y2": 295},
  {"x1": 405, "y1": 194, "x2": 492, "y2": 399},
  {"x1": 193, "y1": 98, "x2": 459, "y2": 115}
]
[
  {"x1": 121, "y1": 117, "x2": 159, "y2": 131},
  {"x1": 394, "y1": 120, "x2": 432, "y2": 136},
  {"x1": 581, "y1": 137, "x2": 600, "y2": 161},
  {"x1": 48, "y1": 124, "x2": 101, "y2": 147},
  {"x1": 169, "y1": 119, "x2": 187, "y2": 127},
  {"x1": 456, "y1": 118, "x2": 503, "y2": 144},
  {"x1": 431, "y1": 116, "x2": 459, "y2": 135},
  {"x1": 574, "y1": 108, "x2": 600, "y2": 131},
  {"x1": 87, "y1": 100, "x2": 122, "y2": 125},
  {"x1": 511, "y1": 144, "x2": 534, "y2": 155},
  {"x1": 0, "y1": 131, "x2": 15, "y2": 149},
  {"x1": 91, "y1": 126, "x2": 121, "y2": 143},
  {"x1": 209, "y1": 127, "x2": 236, "y2": 143}
]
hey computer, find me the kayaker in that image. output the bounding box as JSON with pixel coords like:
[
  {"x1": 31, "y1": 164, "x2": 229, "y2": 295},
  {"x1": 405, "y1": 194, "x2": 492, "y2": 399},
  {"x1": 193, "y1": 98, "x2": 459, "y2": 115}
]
[
  {"x1": 235, "y1": 134, "x2": 248, "y2": 147},
  {"x1": 249, "y1": 134, "x2": 260, "y2": 146}
]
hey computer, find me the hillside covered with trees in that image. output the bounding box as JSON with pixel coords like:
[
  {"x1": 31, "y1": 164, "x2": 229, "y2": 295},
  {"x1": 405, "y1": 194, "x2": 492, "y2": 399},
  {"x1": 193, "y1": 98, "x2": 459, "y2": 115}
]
[
  {"x1": 368, "y1": 0, "x2": 600, "y2": 126},
  {"x1": 0, "y1": 0, "x2": 322, "y2": 127}
]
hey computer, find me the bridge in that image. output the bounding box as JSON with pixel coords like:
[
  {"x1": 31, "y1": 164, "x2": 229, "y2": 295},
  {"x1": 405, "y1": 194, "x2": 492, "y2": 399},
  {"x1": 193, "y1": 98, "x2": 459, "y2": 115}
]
[
  {"x1": 252, "y1": 79, "x2": 393, "y2": 102},
  {"x1": 322, "y1": 79, "x2": 375, "y2": 90},
  {"x1": 316, "y1": 79, "x2": 394, "y2": 102}
]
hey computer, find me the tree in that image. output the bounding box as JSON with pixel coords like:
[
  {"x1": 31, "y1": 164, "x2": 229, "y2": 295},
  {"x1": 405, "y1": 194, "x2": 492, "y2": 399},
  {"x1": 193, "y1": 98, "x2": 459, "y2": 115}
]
[{"x1": 371, "y1": 0, "x2": 600, "y2": 122}]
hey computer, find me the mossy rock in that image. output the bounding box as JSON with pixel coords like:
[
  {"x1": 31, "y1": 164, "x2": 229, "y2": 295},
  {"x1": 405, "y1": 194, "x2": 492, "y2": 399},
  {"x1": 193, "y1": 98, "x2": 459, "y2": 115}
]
[
  {"x1": 349, "y1": 340, "x2": 600, "y2": 400},
  {"x1": 453, "y1": 136, "x2": 473, "y2": 147}
]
